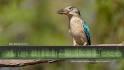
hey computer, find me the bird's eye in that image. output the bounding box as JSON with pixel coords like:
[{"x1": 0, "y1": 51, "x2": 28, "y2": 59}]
[{"x1": 69, "y1": 7, "x2": 73, "y2": 10}]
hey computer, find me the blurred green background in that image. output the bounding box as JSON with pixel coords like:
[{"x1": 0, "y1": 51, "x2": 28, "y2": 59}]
[{"x1": 0, "y1": 0, "x2": 124, "y2": 45}]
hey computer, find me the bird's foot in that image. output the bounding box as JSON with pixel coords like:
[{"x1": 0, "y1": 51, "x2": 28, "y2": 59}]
[{"x1": 83, "y1": 42, "x2": 87, "y2": 46}]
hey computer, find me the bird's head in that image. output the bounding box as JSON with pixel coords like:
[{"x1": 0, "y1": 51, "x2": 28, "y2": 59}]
[{"x1": 57, "y1": 6, "x2": 80, "y2": 17}]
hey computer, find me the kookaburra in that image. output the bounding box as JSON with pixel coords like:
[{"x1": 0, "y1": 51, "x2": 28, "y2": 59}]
[{"x1": 58, "y1": 6, "x2": 91, "y2": 46}]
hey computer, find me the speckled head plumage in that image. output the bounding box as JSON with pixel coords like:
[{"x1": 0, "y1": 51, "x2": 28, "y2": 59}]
[{"x1": 57, "y1": 6, "x2": 80, "y2": 16}]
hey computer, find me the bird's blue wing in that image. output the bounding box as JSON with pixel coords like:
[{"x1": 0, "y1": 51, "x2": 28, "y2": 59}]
[{"x1": 82, "y1": 21, "x2": 91, "y2": 45}]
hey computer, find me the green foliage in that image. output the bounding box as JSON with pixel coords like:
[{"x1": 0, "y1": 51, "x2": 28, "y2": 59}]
[{"x1": 0, "y1": 0, "x2": 123, "y2": 45}]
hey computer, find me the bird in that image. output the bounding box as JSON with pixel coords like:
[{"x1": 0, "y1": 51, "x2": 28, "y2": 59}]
[{"x1": 57, "y1": 6, "x2": 91, "y2": 46}]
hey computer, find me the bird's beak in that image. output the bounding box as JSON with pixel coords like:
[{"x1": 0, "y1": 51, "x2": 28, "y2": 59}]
[{"x1": 57, "y1": 9, "x2": 68, "y2": 14}]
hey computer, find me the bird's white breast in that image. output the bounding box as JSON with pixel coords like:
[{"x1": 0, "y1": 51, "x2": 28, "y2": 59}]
[{"x1": 69, "y1": 16, "x2": 83, "y2": 35}]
